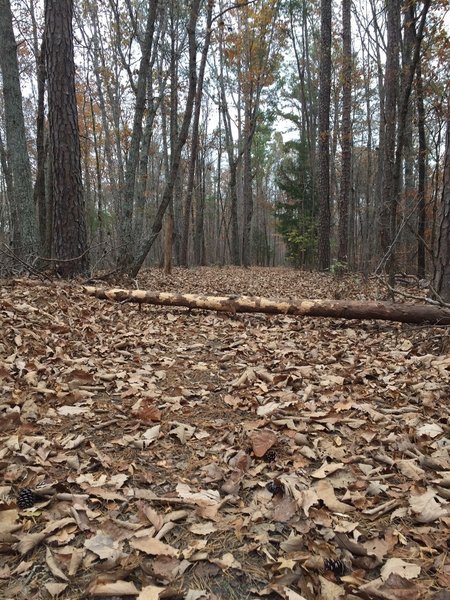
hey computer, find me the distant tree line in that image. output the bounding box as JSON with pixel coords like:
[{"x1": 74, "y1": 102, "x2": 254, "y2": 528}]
[{"x1": 0, "y1": 0, "x2": 448, "y2": 299}]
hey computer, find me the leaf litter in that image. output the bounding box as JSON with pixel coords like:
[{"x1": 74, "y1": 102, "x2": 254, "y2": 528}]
[{"x1": 0, "y1": 266, "x2": 449, "y2": 599}]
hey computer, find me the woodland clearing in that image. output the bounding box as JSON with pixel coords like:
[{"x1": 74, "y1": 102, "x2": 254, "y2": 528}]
[{"x1": 1, "y1": 267, "x2": 450, "y2": 600}]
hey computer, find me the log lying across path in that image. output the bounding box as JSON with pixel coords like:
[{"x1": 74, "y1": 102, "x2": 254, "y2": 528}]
[{"x1": 84, "y1": 286, "x2": 450, "y2": 325}]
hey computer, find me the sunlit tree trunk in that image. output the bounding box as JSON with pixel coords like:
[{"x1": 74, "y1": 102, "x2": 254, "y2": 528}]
[
  {"x1": 45, "y1": 0, "x2": 88, "y2": 276},
  {"x1": 0, "y1": 0, "x2": 37, "y2": 259}
]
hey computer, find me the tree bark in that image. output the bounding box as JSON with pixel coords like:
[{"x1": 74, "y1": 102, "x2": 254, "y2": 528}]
[
  {"x1": 416, "y1": 62, "x2": 426, "y2": 280},
  {"x1": 33, "y1": 38, "x2": 48, "y2": 255},
  {"x1": 163, "y1": 213, "x2": 174, "y2": 275},
  {"x1": 317, "y1": 0, "x2": 332, "y2": 271},
  {"x1": 84, "y1": 286, "x2": 450, "y2": 325},
  {"x1": 380, "y1": 0, "x2": 400, "y2": 274},
  {"x1": 0, "y1": 0, "x2": 37, "y2": 259},
  {"x1": 338, "y1": 0, "x2": 352, "y2": 265},
  {"x1": 432, "y1": 119, "x2": 450, "y2": 303},
  {"x1": 45, "y1": 0, "x2": 89, "y2": 276}
]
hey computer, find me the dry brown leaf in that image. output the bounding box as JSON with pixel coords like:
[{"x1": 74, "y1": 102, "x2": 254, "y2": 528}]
[
  {"x1": 380, "y1": 558, "x2": 421, "y2": 581},
  {"x1": 210, "y1": 552, "x2": 241, "y2": 570},
  {"x1": 0, "y1": 566, "x2": 11, "y2": 579},
  {"x1": 15, "y1": 531, "x2": 46, "y2": 555},
  {"x1": 150, "y1": 555, "x2": 182, "y2": 581},
  {"x1": 84, "y1": 532, "x2": 123, "y2": 561},
  {"x1": 319, "y1": 575, "x2": 346, "y2": 599},
  {"x1": 249, "y1": 430, "x2": 277, "y2": 457},
  {"x1": 314, "y1": 480, "x2": 355, "y2": 513},
  {"x1": 0, "y1": 508, "x2": 20, "y2": 538},
  {"x1": 272, "y1": 497, "x2": 298, "y2": 522},
  {"x1": 137, "y1": 585, "x2": 166, "y2": 600},
  {"x1": 45, "y1": 547, "x2": 69, "y2": 581},
  {"x1": 359, "y1": 573, "x2": 423, "y2": 599},
  {"x1": 130, "y1": 536, "x2": 179, "y2": 557},
  {"x1": 409, "y1": 489, "x2": 450, "y2": 523},
  {"x1": 136, "y1": 399, "x2": 162, "y2": 423},
  {"x1": 88, "y1": 580, "x2": 140, "y2": 596},
  {"x1": 44, "y1": 582, "x2": 68, "y2": 597},
  {"x1": 311, "y1": 461, "x2": 345, "y2": 479}
]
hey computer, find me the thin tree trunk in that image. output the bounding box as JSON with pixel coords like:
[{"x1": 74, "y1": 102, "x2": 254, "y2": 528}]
[
  {"x1": 0, "y1": 0, "x2": 37, "y2": 259},
  {"x1": 180, "y1": 0, "x2": 213, "y2": 267},
  {"x1": 33, "y1": 38, "x2": 48, "y2": 255},
  {"x1": 317, "y1": 0, "x2": 332, "y2": 270},
  {"x1": 85, "y1": 3, "x2": 122, "y2": 243},
  {"x1": 416, "y1": 62, "x2": 426, "y2": 279},
  {"x1": 129, "y1": 0, "x2": 201, "y2": 278},
  {"x1": 118, "y1": 0, "x2": 159, "y2": 270},
  {"x1": 431, "y1": 118, "x2": 450, "y2": 303},
  {"x1": 90, "y1": 95, "x2": 104, "y2": 252},
  {"x1": 390, "y1": 0, "x2": 431, "y2": 276},
  {"x1": 338, "y1": 0, "x2": 352, "y2": 265},
  {"x1": 241, "y1": 93, "x2": 254, "y2": 267},
  {"x1": 218, "y1": 21, "x2": 240, "y2": 265},
  {"x1": 379, "y1": 0, "x2": 400, "y2": 277},
  {"x1": 0, "y1": 130, "x2": 14, "y2": 224},
  {"x1": 163, "y1": 213, "x2": 174, "y2": 275}
]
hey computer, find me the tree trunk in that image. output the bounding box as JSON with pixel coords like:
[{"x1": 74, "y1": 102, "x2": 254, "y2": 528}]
[
  {"x1": 118, "y1": 0, "x2": 159, "y2": 270},
  {"x1": 317, "y1": 0, "x2": 332, "y2": 271},
  {"x1": 0, "y1": 0, "x2": 37, "y2": 259},
  {"x1": 33, "y1": 38, "x2": 48, "y2": 256},
  {"x1": 0, "y1": 130, "x2": 14, "y2": 226},
  {"x1": 390, "y1": 0, "x2": 431, "y2": 276},
  {"x1": 416, "y1": 62, "x2": 426, "y2": 280},
  {"x1": 45, "y1": 0, "x2": 88, "y2": 276},
  {"x1": 163, "y1": 213, "x2": 174, "y2": 275},
  {"x1": 84, "y1": 2, "x2": 123, "y2": 254},
  {"x1": 84, "y1": 287, "x2": 450, "y2": 325},
  {"x1": 180, "y1": 0, "x2": 213, "y2": 267},
  {"x1": 338, "y1": 0, "x2": 351, "y2": 265},
  {"x1": 432, "y1": 119, "x2": 450, "y2": 303},
  {"x1": 128, "y1": 0, "x2": 201, "y2": 278},
  {"x1": 380, "y1": 0, "x2": 400, "y2": 276},
  {"x1": 241, "y1": 94, "x2": 254, "y2": 267}
]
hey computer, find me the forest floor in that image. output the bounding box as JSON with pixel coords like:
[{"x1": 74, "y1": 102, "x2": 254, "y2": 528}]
[{"x1": 1, "y1": 266, "x2": 450, "y2": 600}]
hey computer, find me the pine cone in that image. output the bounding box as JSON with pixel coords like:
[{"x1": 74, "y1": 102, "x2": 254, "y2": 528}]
[
  {"x1": 324, "y1": 558, "x2": 346, "y2": 577},
  {"x1": 17, "y1": 488, "x2": 40, "y2": 509},
  {"x1": 263, "y1": 449, "x2": 277, "y2": 463}
]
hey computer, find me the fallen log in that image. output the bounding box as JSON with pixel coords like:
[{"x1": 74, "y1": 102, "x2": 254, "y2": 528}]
[{"x1": 84, "y1": 286, "x2": 450, "y2": 325}]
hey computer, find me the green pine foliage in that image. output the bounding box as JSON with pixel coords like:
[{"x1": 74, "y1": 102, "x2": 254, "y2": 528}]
[{"x1": 275, "y1": 140, "x2": 317, "y2": 268}]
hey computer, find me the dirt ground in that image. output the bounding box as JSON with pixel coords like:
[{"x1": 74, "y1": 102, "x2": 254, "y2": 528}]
[{"x1": 1, "y1": 267, "x2": 449, "y2": 600}]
